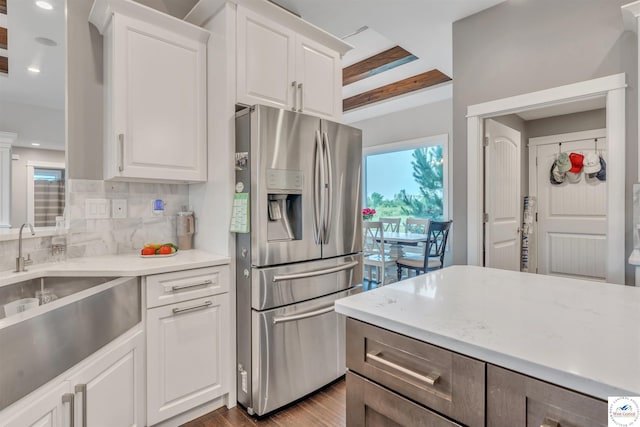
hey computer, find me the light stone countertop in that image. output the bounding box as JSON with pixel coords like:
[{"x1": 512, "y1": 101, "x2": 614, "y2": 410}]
[
  {"x1": 0, "y1": 250, "x2": 230, "y2": 287},
  {"x1": 334, "y1": 265, "x2": 640, "y2": 400}
]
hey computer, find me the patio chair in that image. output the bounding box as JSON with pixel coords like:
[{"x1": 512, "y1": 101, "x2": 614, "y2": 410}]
[
  {"x1": 396, "y1": 220, "x2": 452, "y2": 281},
  {"x1": 363, "y1": 221, "x2": 396, "y2": 286}
]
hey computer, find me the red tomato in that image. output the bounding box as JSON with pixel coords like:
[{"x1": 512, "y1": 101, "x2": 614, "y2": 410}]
[
  {"x1": 141, "y1": 247, "x2": 156, "y2": 256},
  {"x1": 158, "y1": 245, "x2": 172, "y2": 255}
]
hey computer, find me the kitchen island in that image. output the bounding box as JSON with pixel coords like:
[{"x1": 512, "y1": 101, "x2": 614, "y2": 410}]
[{"x1": 335, "y1": 265, "x2": 640, "y2": 426}]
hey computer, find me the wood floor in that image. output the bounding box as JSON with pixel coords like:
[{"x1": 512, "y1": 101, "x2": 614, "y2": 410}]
[{"x1": 182, "y1": 379, "x2": 346, "y2": 427}]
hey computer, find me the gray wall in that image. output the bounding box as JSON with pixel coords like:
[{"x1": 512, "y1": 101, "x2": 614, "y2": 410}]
[
  {"x1": 352, "y1": 98, "x2": 452, "y2": 149},
  {"x1": 0, "y1": 101, "x2": 65, "y2": 151},
  {"x1": 67, "y1": 0, "x2": 104, "y2": 180},
  {"x1": 452, "y1": 0, "x2": 637, "y2": 284},
  {"x1": 527, "y1": 109, "x2": 607, "y2": 139}
]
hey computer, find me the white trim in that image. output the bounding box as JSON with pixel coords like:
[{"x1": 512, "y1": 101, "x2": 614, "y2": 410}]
[
  {"x1": 363, "y1": 134, "x2": 450, "y2": 221},
  {"x1": 26, "y1": 161, "x2": 65, "y2": 226},
  {"x1": 0, "y1": 132, "x2": 18, "y2": 144},
  {"x1": 467, "y1": 74, "x2": 626, "y2": 118},
  {"x1": 527, "y1": 128, "x2": 607, "y2": 274},
  {"x1": 528, "y1": 129, "x2": 607, "y2": 147},
  {"x1": 466, "y1": 74, "x2": 626, "y2": 284},
  {"x1": 363, "y1": 134, "x2": 448, "y2": 155},
  {"x1": 622, "y1": 1, "x2": 640, "y2": 31}
]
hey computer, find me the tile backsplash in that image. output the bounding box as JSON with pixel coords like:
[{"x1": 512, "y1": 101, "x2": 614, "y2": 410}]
[{"x1": 0, "y1": 179, "x2": 189, "y2": 272}]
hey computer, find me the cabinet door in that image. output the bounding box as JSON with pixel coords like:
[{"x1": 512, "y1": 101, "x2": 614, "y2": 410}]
[
  {"x1": 237, "y1": 6, "x2": 296, "y2": 110},
  {"x1": 67, "y1": 330, "x2": 144, "y2": 427},
  {"x1": 0, "y1": 381, "x2": 71, "y2": 427},
  {"x1": 296, "y1": 35, "x2": 342, "y2": 120},
  {"x1": 487, "y1": 365, "x2": 607, "y2": 427},
  {"x1": 346, "y1": 372, "x2": 461, "y2": 427},
  {"x1": 146, "y1": 294, "x2": 229, "y2": 425},
  {"x1": 110, "y1": 14, "x2": 206, "y2": 182}
]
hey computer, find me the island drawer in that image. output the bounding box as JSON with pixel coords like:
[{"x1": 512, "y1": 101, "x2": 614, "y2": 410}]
[
  {"x1": 146, "y1": 266, "x2": 229, "y2": 308},
  {"x1": 346, "y1": 319, "x2": 485, "y2": 427},
  {"x1": 346, "y1": 371, "x2": 462, "y2": 427},
  {"x1": 487, "y1": 365, "x2": 607, "y2": 427}
]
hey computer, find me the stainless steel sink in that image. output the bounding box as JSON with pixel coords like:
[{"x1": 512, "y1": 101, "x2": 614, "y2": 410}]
[{"x1": 0, "y1": 275, "x2": 141, "y2": 411}]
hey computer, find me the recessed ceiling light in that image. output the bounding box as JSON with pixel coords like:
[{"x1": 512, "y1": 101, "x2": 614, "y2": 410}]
[
  {"x1": 28, "y1": 66, "x2": 41, "y2": 73},
  {"x1": 35, "y1": 37, "x2": 57, "y2": 47},
  {"x1": 31, "y1": 143, "x2": 41, "y2": 146},
  {"x1": 35, "y1": 1, "x2": 53, "y2": 10}
]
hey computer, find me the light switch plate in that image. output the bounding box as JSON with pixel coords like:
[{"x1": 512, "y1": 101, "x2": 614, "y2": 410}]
[
  {"x1": 112, "y1": 199, "x2": 127, "y2": 219},
  {"x1": 85, "y1": 199, "x2": 110, "y2": 219}
]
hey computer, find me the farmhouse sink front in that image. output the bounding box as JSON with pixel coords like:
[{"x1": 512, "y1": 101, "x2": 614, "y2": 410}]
[{"x1": 0, "y1": 275, "x2": 141, "y2": 410}]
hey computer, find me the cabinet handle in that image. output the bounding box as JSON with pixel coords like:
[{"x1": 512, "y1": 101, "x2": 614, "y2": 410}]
[
  {"x1": 75, "y1": 384, "x2": 87, "y2": 427},
  {"x1": 171, "y1": 279, "x2": 213, "y2": 292},
  {"x1": 297, "y1": 82, "x2": 303, "y2": 112},
  {"x1": 541, "y1": 419, "x2": 560, "y2": 427},
  {"x1": 291, "y1": 81, "x2": 297, "y2": 111},
  {"x1": 118, "y1": 133, "x2": 125, "y2": 172},
  {"x1": 62, "y1": 393, "x2": 75, "y2": 427},
  {"x1": 172, "y1": 300, "x2": 212, "y2": 314},
  {"x1": 366, "y1": 351, "x2": 440, "y2": 386}
]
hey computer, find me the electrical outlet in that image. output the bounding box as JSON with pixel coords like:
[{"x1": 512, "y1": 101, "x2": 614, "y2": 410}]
[
  {"x1": 112, "y1": 199, "x2": 127, "y2": 219},
  {"x1": 85, "y1": 199, "x2": 110, "y2": 219}
]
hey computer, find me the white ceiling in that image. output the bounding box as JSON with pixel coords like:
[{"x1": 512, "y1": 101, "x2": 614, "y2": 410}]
[
  {"x1": 515, "y1": 96, "x2": 606, "y2": 121},
  {"x1": 271, "y1": 0, "x2": 506, "y2": 121},
  {"x1": 0, "y1": 0, "x2": 65, "y2": 110}
]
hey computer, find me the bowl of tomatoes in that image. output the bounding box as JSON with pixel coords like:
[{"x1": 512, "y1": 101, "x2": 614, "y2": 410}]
[{"x1": 140, "y1": 243, "x2": 179, "y2": 257}]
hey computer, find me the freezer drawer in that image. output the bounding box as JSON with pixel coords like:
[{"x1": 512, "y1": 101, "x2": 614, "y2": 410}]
[
  {"x1": 251, "y1": 254, "x2": 362, "y2": 310},
  {"x1": 247, "y1": 286, "x2": 360, "y2": 416}
]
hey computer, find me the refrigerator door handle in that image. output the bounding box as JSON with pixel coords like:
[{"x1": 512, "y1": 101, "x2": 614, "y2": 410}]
[
  {"x1": 321, "y1": 131, "x2": 333, "y2": 244},
  {"x1": 271, "y1": 260, "x2": 359, "y2": 282},
  {"x1": 313, "y1": 130, "x2": 324, "y2": 244}
]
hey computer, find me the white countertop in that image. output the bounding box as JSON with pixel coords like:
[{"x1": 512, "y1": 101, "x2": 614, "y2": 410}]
[
  {"x1": 335, "y1": 265, "x2": 640, "y2": 400},
  {"x1": 0, "y1": 250, "x2": 230, "y2": 287}
]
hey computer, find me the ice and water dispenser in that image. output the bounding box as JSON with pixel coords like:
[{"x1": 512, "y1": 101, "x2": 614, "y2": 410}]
[{"x1": 266, "y1": 169, "x2": 303, "y2": 242}]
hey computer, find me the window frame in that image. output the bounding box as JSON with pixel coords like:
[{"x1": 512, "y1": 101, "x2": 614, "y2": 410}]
[
  {"x1": 362, "y1": 133, "x2": 450, "y2": 221},
  {"x1": 26, "y1": 160, "x2": 65, "y2": 227}
]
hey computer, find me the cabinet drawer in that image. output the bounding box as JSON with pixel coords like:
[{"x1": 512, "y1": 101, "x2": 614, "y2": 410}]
[
  {"x1": 346, "y1": 371, "x2": 461, "y2": 427},
  {"x1": 346, "y1": 319, "x2": 485, "y2": 427},
  {"x1": 146, "y1": 266, "x2": 229, "y2": 308},
  {"x1": 487, "y1": 365, "x2": 607, "y2": 427}
]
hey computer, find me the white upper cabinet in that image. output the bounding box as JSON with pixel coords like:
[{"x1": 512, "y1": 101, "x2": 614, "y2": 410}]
[
  {"x1": 90, "y1": 0, "x2": 209, "y2": 183},
  {"x1": 236, "y1": 5, "x2": 344, "y2": 120}
]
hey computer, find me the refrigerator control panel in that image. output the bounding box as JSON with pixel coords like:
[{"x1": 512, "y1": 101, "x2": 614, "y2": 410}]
[{"x1": 266, "y1": 169, "x2": 303, "y2": 193}]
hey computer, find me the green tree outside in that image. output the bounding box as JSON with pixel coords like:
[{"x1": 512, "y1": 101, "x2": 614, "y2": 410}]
[{"x1": 366, "y1": 145, "x2": 444, "y2": 222}]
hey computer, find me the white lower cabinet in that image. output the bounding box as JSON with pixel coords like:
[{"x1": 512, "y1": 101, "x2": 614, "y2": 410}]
[
  {"x1": 0, "y1": 381, "x2": 71, "y2": 427},
  {"x1": 146, "y1": 293, "x2": 229, "y2": 425},
  {"x1": 0, "y1": 327, "x2": 144, "y2": 427},
  {"x1": 67, "y1": 329, "x2": 145, "y2": 427}
]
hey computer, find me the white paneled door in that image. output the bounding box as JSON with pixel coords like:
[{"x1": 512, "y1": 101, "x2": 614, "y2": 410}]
[
  {"x1": 534, "y1": 137, "x2": 607, "y2": 281},
  {"x1": 485, "y1": 119, "x2": 522, "y2": 271}
]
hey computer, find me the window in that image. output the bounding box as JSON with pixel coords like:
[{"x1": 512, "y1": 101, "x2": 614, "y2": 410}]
[
  {"x1": 363, "y1": 135, "x2": 448, "y2": 223},
  {"x1": 27, "y1": 162, "x2": 65, "y2": 227}
]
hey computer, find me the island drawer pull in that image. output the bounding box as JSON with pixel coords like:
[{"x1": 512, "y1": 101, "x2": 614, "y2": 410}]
[
  {"x1": 172, "y1": 300, "x2": 212, "y2": 314},
  {"x1": 541, "y1": 418, "x2": 560, "y2": 427},
  {"x1": 171, "y1": 279, "x2": 213, "y2": 291},
  {"x1": 62, "y1": 393, "x2": 75, "y2": 427},
  {"x1": 366, "y1": 351, "x2": 440, "y2": 386}
]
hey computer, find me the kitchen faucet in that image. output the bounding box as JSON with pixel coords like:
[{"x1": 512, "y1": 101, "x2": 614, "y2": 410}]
[{"x1": 15, "y1": 223, "x2": 35, "y2": 272}]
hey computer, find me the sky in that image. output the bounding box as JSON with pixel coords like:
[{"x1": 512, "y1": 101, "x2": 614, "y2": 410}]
[{"x1": 365, "y1": 149, "x2": 421, "y2": 200}]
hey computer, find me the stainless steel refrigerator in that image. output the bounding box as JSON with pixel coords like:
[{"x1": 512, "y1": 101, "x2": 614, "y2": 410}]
[{"x1": 235, "y1": 105, "x2": 363, "y2": 416}]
